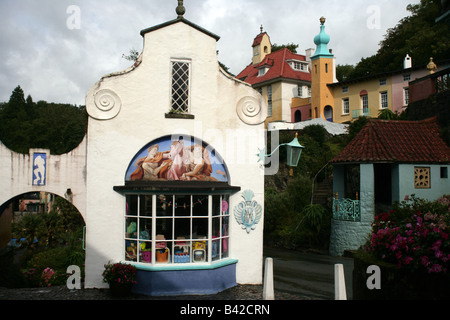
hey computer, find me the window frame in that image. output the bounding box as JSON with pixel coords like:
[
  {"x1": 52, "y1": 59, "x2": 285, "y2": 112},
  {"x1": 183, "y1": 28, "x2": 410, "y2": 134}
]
[
  {"x1": 380, "y1": 91, "x2": 388, "y2": 109},
  {"x1": 361, "y1": 94, "x2": 369, "y2": 115},
  {"x1": 403, "y1": 87, "x2": 409, "y2": 106},
  {"x1": 125, "y1": 193, "x2": 231, "y2": 266},
  {"x1": 342, "y1": 97, "x2": 350, "y2": 115},
  {"x1": 171, "y1": 59, "x2": 191, "y2": 114}
]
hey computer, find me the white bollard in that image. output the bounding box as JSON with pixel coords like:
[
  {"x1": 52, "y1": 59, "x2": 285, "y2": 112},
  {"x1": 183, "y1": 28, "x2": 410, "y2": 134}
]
[
  {"x1": 263, "y1": 257, "x2": 275, "y2": 300},
  {"x1": 334, "y1": 264, "x2": 347, "y2": 300}
]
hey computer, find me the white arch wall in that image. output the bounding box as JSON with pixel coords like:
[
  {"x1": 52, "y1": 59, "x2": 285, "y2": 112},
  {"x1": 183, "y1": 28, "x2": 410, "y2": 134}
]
[{"x1": 0, "y1": 137, "x2": 88, "y2": 219}]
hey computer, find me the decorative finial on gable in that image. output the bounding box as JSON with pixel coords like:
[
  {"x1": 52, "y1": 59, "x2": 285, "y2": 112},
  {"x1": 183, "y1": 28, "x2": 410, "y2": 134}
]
[
  {"x1": 176, "y1": 0, "x2": 185, "y2": 19},
  {"x1": 260, "y1": 25, "x2": 264, "y2": 33}
]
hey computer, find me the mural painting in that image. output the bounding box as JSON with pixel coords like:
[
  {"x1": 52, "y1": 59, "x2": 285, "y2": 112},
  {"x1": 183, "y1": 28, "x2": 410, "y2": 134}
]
[
  {"x1": 32, "y1": 153, "x2": 47, "y2": 186},
  {"x1": 126, "y1": 136, "x2": 229, "y2": 183}
]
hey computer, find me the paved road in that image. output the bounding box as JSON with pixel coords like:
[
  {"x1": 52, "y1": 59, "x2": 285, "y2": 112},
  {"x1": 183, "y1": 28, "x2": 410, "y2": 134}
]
[{"x1": 263, "y1": 247, "x2": 354, "y2": 300}]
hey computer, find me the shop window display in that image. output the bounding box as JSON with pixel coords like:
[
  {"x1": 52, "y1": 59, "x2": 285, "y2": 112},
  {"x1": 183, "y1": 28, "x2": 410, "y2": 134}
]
[{"x1": 125, "y1": 194, "x2": 230, "y2": 265}]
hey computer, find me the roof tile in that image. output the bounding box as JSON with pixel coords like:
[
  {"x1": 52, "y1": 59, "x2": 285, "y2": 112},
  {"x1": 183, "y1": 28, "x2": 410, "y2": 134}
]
[
  {"x1": 236, "y1": 48, "x2": 311, "y2": 85},
  {"x1": 331, "y1": 118, "x2": 450, "y2": 164}
]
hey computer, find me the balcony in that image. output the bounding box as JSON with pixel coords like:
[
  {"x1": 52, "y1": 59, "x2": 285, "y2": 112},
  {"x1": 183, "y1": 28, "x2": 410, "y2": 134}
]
[{"x1": 352, "y1": 108, "x2": 370, "y2": 119}]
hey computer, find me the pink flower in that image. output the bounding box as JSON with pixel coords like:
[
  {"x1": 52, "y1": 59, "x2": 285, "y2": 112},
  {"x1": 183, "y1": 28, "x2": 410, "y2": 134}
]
[
  {"x1": 420, "y1": 256, "x2": 430, "y2": 267},
  {"x1": 428, "y1": 264, "x2": 443, "y2": 274},
  {"x1": 403, "y1": 256, "x2": 413, "y2": 265}
]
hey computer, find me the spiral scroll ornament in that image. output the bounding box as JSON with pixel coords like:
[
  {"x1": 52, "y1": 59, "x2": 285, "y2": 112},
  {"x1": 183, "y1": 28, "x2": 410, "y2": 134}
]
[
  {"x1": 90, "y1": 89, "x2": 122, "y2": 120},
  {"x1": 236, "y1": 96, "x2": 267, "y2": 125}
]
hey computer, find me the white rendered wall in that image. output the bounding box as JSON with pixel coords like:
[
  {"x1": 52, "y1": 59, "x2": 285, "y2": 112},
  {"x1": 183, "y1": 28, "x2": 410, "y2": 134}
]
[
  {"x1": 0, "y1": 138, "x2": 87, "y2": 219},
  {"x1": 84, "y1": 21, "x2": 266, "y2": 288}
]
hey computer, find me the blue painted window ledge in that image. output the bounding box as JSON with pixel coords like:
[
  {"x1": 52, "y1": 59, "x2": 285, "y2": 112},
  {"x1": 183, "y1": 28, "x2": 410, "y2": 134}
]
[{"x1": 131, "y1": 258, "x2": 238, "y2": 272}]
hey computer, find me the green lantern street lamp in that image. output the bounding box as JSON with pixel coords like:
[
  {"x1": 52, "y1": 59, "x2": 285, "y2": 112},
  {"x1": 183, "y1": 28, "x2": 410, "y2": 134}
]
[{"x1": 258, "y1": 133, "x2": 304, "y2": 168}]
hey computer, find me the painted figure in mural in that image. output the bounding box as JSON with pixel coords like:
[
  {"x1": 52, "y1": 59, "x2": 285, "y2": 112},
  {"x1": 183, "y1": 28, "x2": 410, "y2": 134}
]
[
  {"x1": 129, "y1": 138, "x2": 223, "y2": 182},
  {"x1": 33, "y1": 154, "x2": 46, "y2": 185},
  {"x1": 182, "y1": 144, "x2": 217, "y2": 181},
  {"x1": 130, "y1": 144, "x2": 170, "y2": 181},
  {"x1": 165, "y1": 139, "x2": 187, "y2": 180}
]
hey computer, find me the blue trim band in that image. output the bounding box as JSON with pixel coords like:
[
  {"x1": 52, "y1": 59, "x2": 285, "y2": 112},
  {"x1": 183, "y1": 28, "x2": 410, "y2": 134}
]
[{"x1": 131, "y1": 258, "x2": 238, "y2": 272}]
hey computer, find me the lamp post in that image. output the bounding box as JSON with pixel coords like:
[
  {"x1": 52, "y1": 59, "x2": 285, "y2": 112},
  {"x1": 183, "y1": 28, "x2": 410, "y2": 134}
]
[{"x1": 258, "y1": 133, "x2": 304, "y2": 175}]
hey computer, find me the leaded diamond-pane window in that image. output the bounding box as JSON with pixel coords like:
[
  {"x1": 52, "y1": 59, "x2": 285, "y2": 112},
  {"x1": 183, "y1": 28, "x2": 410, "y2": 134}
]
[{"x1": 171, "y1": 61, "x2": 190, "y2": 113}]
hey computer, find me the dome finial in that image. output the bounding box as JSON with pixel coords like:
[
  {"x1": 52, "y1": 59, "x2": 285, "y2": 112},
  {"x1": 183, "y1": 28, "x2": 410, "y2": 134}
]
[
  {"x1": 320, "y1": 16, "x2": 326, "y2": 25},
  {"x1": 176, "y1": 0, "x2": 186, "y2": 19}
]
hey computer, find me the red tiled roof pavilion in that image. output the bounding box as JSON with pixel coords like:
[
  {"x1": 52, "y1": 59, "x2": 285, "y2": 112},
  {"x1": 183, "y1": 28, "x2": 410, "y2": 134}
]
[{"x1": 331, "y1": 117, "x2": 450, "y2": 164}]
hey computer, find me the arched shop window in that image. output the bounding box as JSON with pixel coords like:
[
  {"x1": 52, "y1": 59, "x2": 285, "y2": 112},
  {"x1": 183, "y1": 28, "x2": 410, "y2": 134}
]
[{"x1": 115, "y1": 135, "x2": 239, "y2": 266}]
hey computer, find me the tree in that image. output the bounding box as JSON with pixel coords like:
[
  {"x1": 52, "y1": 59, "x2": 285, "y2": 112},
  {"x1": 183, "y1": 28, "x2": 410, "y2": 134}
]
[
  {"x1": 271, "y1": 43, "x2": 299, "y2": 53},
  {"x1": 0, "y1": 86, "x2": 87, "y2": 155},
  {"x1": 122, "y1": 48, "x2": 140, "y2": 62},
  {"x1": 336, "y1": 64, "x2": 355, "y2": 82},
  {"x1": 348, "y1": 0, "x2": 450, "y2": 80}
]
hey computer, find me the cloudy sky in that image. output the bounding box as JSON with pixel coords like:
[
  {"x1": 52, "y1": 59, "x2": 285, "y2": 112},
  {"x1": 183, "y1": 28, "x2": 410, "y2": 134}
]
[{"x1": 1, "y1": 0, "x2": 419, "y2": 106}]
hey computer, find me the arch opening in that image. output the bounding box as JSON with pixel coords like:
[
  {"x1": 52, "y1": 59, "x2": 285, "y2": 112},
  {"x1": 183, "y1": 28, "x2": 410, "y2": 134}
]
[{"x1": 0, "y1": 191, "x2": 86, "y2": 289}]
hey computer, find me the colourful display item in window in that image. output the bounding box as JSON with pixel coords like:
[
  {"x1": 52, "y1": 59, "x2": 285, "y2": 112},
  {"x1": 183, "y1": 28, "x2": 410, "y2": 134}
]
[
  {"x1": 193, "y1": 241, "x2": 206, "y2": 250},
  {"x1": 174, "y1": 252, "x2": 190, "y2": 263},
  {"x1": 156, "y1": 248, "x2": 170, "y2": 263},
  {"x1": 142, "y1": 250, "x2": 151, "y2": 263}
]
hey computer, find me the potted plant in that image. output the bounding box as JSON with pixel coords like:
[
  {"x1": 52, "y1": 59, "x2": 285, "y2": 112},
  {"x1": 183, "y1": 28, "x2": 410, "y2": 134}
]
[{"x1": 102, "y1": 262, "x2": 137, "y2": 297}]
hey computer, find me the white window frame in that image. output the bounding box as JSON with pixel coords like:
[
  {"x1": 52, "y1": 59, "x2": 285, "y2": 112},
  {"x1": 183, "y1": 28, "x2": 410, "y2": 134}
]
[
  {"x1": 342, "y1": 98, "x2": 350, "y2": 115},
  {"x1": 297, "y1": 85, "x2": 303, "y2": 97},
  {"x1": 379, "y1": 79, "x2": 387, "y2": 86},
  {"x1": 125, "y1": 194, "x2": 231, "y2": 266},
  {"x1": 361, "y1": 94, "x2": 369, "y2": 115},
  {"x1": 342, "y1": 86, "x2": 349, "y2": 93},
  {"x1": 380, "y1": 91, "x2": 388, "y2": 109},
  {"x1": 403, "y1": 87, "x2": 409, "y2": 106},
  {"x1": 403, "y1": 74, "x2": 411, "y2": 82},
  {"x1": 258, "y1": 68, "x2": 267, "y2": 77}
]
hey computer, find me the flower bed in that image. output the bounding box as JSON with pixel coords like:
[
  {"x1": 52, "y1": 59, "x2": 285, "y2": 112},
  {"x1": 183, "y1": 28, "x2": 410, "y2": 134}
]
[{"x1": 353, "y1": 195, "x2": 450, "y2": 299}]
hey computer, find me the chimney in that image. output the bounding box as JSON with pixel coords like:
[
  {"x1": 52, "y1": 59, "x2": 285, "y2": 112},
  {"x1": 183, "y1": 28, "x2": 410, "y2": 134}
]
[{"x1": 404, "y1": 54, "x2": 412, "y2": 69}]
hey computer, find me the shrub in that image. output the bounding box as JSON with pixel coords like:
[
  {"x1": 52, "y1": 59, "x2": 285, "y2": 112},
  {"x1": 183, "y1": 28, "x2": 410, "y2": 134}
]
[{"x1": 365, "y1": 195, "x2": 449, "y2": 274}]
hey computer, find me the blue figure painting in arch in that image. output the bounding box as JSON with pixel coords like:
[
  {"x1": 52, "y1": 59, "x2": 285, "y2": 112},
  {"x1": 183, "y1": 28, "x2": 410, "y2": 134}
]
[{"x1": 33, "y1": 153, "x2": 46, "y2": 186}]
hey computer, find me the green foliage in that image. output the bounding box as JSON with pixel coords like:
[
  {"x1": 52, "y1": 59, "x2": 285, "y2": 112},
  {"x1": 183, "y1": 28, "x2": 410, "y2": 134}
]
[
  {"x1": 0, "y1": 85, "x2": 87, "y2": 155},
  {"x1": 346, "y1": 0, "x2": 450, "y2": 80},
  {"x1": 24, "y1": 245, "x2": 85, "y2": 287},
  {"x1": 336, "y1": 64, "x2": 355, "y2": 82},
  {"x1": 377, "y1": 108, "x2": 399, "y2": 120},
  {"x1": 264, "y1": 124, "x2": 343, "y2": 250},
  {"x1": 271, "y1": 43, "x2": 298, "y2": 53}
]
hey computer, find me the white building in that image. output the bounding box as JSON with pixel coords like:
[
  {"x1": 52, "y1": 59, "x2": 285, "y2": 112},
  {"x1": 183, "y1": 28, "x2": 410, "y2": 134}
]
[{"x1": 84, "y1": 4, "x2": 267, "y2": 295}]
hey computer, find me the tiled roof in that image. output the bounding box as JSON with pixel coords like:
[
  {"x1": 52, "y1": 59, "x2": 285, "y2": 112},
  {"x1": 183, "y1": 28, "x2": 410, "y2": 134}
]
[
  {"x1": 331, "y1": 117, "x2": 450, "y2": 164},
  {"x1": 236, "y1": 48, "x2": 312, "y2": 86},
  {"x1": 252, "y1": 32, "x2": 268, "y2": 47}
]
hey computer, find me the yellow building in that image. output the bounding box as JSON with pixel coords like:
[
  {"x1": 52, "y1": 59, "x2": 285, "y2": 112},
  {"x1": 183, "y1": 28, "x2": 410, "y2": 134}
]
[
  {"x1": 237, "y1": 28, "x2": 312, "y2": 127},
  {"x1": 329, "y1": 76, "x2": 393, "y2": 122}
]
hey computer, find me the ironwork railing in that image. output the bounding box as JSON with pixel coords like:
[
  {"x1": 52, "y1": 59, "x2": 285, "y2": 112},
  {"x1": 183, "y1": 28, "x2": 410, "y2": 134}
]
[
  {"x1": 332, "y1": 193, "x2": 361, "y2": 222},
  {"x1": 352, "y1": 109, "x2": 370, "y2": 119}
]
